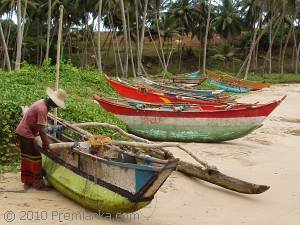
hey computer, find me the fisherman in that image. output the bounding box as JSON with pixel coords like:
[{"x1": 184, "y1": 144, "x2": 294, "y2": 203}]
[{"x1": 16, "y1": 87, "x2": 67, "y2": 191}]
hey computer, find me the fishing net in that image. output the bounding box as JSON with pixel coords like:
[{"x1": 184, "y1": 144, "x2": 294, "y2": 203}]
[{"x1": 88, "y1": 135, "x2": 118, "y2": 158}]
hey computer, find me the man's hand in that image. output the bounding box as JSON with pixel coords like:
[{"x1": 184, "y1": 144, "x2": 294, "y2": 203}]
[
  {"x1": 48, "y1": 148, "x2": 58, "y2": 158},
  {"x1": 38, "y1": 125, "x2": 57, "y2": 157},
  {"x1": 42, "y1": 142, "x2": 50, "y2": 151}
]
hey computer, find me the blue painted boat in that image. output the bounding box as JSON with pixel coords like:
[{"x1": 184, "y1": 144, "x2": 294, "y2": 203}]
[
  {"x1": 188, "y1": 71, "x2": 201, "y2": 78},
  {"x1": 208, "y1": 78, "x2": 250, "y2": 93}
]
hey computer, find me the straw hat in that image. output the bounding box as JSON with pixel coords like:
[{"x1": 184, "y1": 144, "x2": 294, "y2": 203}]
[{"x1": 46, "y1": 87, "x2": 67, "y2": 109}]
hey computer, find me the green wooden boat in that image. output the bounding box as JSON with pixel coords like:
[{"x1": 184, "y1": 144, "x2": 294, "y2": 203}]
[{"x1": 36, "y1": 115, "x2": 178, "y2": 214}]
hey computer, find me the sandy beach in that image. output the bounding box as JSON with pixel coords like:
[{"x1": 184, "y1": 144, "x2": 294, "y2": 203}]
[{"x1": 1, "y1": 84, "x2": 299, "y2": 225}]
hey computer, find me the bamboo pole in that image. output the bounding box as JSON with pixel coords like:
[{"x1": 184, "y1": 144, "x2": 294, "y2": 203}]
[{"x1": 54, "y1": 5, "x2": 64, "y2": 127}]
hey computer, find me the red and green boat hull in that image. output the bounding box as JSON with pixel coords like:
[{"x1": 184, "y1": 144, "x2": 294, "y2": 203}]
[{"x1": 93, "y1": 96, "x2": 285, "y2": 143}]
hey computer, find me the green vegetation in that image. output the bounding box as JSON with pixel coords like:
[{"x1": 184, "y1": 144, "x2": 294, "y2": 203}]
[
  {"x1": 0, "y1": 62, "x2": 125, "y2": 172},
  {"x1": 248, "y1": 74, "x2": 300, "y2": 84}
]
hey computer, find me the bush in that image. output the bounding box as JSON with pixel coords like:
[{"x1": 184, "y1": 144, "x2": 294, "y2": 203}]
[{"x1": 0, "y1": 61, "x2": 125, "y2": 168}]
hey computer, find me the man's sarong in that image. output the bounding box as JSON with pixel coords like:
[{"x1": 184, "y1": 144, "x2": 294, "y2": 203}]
[{"x1": 19, "y1": 136, "x2": 42, "y2": 185}]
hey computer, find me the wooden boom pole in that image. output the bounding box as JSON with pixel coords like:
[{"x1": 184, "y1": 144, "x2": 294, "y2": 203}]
[{"x1": 54, "y1": 5, "x2": 64, "y2": 128}]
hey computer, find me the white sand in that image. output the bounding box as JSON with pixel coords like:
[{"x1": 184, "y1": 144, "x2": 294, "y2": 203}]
[{"x1": 1, "y1": 84, "x2": 300, "y2": 225}]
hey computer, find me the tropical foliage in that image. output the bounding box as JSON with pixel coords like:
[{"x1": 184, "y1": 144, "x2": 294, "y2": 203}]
[
  {"x1": 0, "y1": 0, "x2": 300, "y2": 77},
  {"x1": 0, "y1": 61, "x2": 124, "y2": 167}
]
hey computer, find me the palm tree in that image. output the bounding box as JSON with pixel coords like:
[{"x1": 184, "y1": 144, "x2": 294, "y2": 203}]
[
  {"x1": 213, "y1": 41, "x2": 235, "y2": 70},
  {"x1": 191, "y1": 0, "x2": 208, "y2": 70},
  {"x1": 168, "y1": 0, "x2": 201, "y2": 71},
  {"x1": 214, "y1": 0, "x2": 241, "y2": 42},
  {"x1": 170, "y1": 0, "x2": 199, "y2": 35}
]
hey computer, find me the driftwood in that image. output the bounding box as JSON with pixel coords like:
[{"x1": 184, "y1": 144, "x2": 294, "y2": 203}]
[{"x1": 47, "y1": 116, "x2": 270, "y2": 194}]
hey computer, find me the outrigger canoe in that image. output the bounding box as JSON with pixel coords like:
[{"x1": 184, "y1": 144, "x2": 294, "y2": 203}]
[
  {"x1": 207, "y1": 70, "x2": 271, "y2": 91},
  {"x1": 141, "y1": 77, "x2": 224, "y2": 97},
  {"x1": 208, "y1": 78, "x2": 251, "y2": 93},
  {"x1": 37, "y1": 115, "x2": 178, "y2": 214},
  {"x1": 105, "y1": 75, "x2": 228, "y2": 105},
  {"x1": 93, "y1": 95, "x2": 286, "y2": 143},
  {"x1": 170, "y1": 76, "x2": 206, "y2": 87}
]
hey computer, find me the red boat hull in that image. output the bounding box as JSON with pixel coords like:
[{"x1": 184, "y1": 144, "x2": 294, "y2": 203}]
[
  {"x1": 105, "y1": 75, "x2": 228, "y2": 106},
  {"x1": 93, "y1": 95, "x2": 285, "y2": 142}
]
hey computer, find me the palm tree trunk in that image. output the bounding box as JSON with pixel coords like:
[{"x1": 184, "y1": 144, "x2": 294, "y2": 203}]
[
  {"x1": 84, "y1": 22, "x2": 88, "y2": 67},
  {"x1": 2, "y1": 9, "x2": 13, "y2": 70},
  {"x1": 155, "y1": 12, "x2": 167, "y2": 72},
  {"x1": 137, "y1": 0, "x2": 149, "y2": 75},
  {"x1": 87, "y1": 19, "x2": 99, "y2": 67},
  {"x1": 134, "y1": 0, "x2": 140, "y2": 74},
  {"x1": 296, "y1": 42, "x2": 300, "y2": 74},
  {"x1": 254, "y1": 41, "x2": 259, "y2": 72},
  {"x1": 178, "y1": 40, "x2": 183, "y2": 72},
  {"x1": 202, "y1": 0, "x2": 212, "y2": 76},
  {"x1": 108, "y1": 13, "x2": 124, "y2": 75},
  {"x1": 281, "y1": 17, "x2": 294, "y2": 74},
  {"x1": 45, "y1": 0, "x2": 52, "y2": 61},
  {"x1": 147, "y1": 26, "x2": 165, "y2": 70},
  {"x1": 97, "y1": 0, "x2": 103, "y2": 71},
  {"x1": 15, "y1": 0, "x2": 22, "y2": 70},
  {"x1": 198, "y1": 37, "x2": 202, "y2": 71},
  {"x1": 279, "y1": 24, "x2": 283, "y2": 72},
  {"x1": 107, "y1": 29, "x2": 119, "y2": 75},
  {"x1": 292, "y1": 26, "x2": 297, "y2": 73},
  {"x1": 0, "y1": 22, "x2": 11, "y2": 72},
  {"x1": 120, "y1": 0, "x2": 128, "y2": 77},
  {"x1": 269, "y1": 16, "x2": 272, "y2": 74},
  {"x1": 262, "y1": 16, "x2": 282, "y2": 73},
  {"x1": 244, "y1": 11, "x2": 263, "y2": 80},
  {"x1": 126, "y1": 6, "x2": 136, "y2": 77}
]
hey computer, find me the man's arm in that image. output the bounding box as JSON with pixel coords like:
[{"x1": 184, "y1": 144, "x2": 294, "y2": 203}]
[{"x1": 37, "y1": 125, "x2": 50, "y2": 150}]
